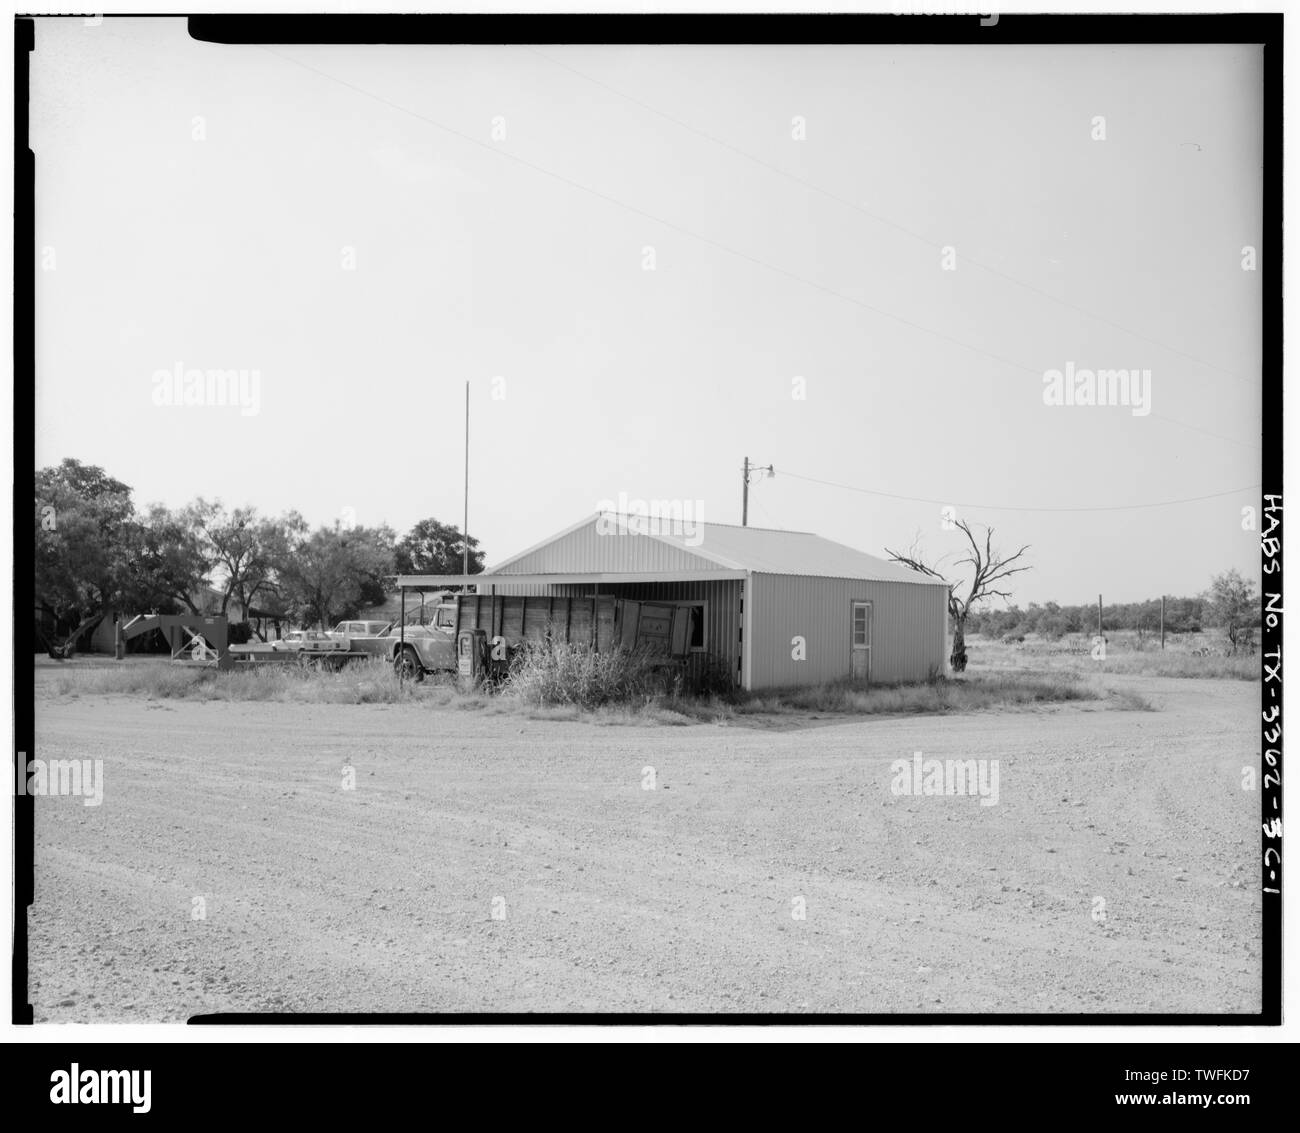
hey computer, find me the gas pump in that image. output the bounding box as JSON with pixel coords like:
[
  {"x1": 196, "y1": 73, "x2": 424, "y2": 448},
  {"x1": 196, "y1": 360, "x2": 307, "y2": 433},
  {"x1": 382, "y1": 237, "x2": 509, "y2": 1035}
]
[{"x1": 457, "y1": 629, "x2": 488, "y2": 684}]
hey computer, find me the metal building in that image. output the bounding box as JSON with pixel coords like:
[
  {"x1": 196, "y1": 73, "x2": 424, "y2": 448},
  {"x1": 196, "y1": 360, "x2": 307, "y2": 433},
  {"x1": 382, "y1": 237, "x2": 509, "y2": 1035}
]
[{"x1": 398, "y1": 512, "x2": 950, "y2": 691}]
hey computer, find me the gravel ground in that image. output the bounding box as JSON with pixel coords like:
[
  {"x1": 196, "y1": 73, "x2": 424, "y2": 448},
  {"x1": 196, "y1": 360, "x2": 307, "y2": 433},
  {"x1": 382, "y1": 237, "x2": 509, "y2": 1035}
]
[{"x1": 27, "y1": 671, "x2": 1261, "y2": 1017}]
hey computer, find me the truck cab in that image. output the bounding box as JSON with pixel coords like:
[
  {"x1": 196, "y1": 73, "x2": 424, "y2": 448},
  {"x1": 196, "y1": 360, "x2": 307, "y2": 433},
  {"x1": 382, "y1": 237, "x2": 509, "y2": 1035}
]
[{"x1": 391, "y1": 598, "x2": 459, "y2": 679}]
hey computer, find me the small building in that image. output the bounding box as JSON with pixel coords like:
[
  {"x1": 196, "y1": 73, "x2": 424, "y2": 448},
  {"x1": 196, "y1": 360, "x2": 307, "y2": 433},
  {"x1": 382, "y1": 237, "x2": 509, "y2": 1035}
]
[{"x1": 400, "y1": 512, "x2": 949, "y2": 690}]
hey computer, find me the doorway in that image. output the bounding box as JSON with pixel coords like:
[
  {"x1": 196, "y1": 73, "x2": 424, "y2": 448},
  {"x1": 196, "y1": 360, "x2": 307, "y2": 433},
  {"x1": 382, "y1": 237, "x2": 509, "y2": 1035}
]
[{"x1": 851, "y1": 601, "x2": 872, "y2": 681}]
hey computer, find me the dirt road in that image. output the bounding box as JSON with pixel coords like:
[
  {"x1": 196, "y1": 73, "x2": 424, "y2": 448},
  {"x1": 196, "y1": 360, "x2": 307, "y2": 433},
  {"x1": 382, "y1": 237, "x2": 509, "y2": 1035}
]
[{"x1": 28, "y1": 674, "x2": 1261, "y2": 1017}]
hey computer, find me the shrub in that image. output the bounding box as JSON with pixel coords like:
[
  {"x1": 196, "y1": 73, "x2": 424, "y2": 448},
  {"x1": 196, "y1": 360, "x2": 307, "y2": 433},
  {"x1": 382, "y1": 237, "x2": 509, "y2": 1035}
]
[
  {"x1": 501, "y1": 639, "x2": 673, "y2": 709},
  {"x1": 684, "y1": 652, "x2": 739, "y2": 698}
]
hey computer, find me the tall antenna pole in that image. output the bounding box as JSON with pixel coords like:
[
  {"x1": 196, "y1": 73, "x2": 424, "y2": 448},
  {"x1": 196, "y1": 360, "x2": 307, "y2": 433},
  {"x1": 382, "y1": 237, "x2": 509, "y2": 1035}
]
[{"x1": 463, "y1": 381, "x2": 470, "y2": 578}]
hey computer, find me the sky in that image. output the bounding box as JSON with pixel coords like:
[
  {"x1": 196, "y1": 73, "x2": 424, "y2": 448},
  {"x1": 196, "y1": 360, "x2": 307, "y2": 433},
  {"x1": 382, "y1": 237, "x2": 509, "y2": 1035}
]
[{"x1": 31, "y1": 19, "x2": 1263, "y2": 605}]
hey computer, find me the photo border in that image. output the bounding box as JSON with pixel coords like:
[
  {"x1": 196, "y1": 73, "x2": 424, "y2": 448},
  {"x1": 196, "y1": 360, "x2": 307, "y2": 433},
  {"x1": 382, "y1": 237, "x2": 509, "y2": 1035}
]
[{"x1": 13, "y1": 9, "x2": 1283, "y2": 1028}]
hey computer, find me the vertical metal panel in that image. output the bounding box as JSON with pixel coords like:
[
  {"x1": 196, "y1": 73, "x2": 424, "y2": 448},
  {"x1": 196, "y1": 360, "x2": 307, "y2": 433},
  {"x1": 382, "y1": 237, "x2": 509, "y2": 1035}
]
[
  {"x1": 487, "y1": 582, "x2": 551, "y2": 597},
  {"x1": 493, "y1": 572, "x2": 945, "y2": 690},
  {"x1": 748, "y1": 573, "x2": 947, "y2": 689},
  {"x1": 496, "y1": 578, "x2": 742, "y2": 684},
  {"x1": 629, "y1": 579, "x2": 743, "y2": 685}
]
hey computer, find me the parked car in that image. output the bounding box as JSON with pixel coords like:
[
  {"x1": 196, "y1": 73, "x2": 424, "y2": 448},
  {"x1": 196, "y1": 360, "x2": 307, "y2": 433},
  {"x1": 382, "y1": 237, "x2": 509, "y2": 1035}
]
[
  {"x1": 271, "y1": 629, "x2": 347, "y2": 652},
  {"x1": 328, "y1": 620, "x2": 391, "y2": 640}
]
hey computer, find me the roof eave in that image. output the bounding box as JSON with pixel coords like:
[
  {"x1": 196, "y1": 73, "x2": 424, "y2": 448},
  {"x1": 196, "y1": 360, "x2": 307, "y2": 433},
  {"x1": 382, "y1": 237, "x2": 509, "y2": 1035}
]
[{"x1": 396, "y1": 569, "x2": 750, "y2": 589}]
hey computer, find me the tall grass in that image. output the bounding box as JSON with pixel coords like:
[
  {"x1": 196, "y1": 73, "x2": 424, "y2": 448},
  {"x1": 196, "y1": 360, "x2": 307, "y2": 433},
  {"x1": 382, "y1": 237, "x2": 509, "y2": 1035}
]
[
  {"x1": 499, "y1": 639, "x2": 674, "y2": 709},
  {"x1": 966, "y1": 632, "x2": 1259, "y2": 680},
  {"x1": 42, "y1": 658, "x2": 414, "y2": 705},
  {"x1": 734, "y1": 670, "x2": 1109, "y2": 717},
  {"x1": 547, "y1": 671, "x2": 1125, "y2": 725},
  {"x1": 1087, "y1": 652, "x2": 1259, "y2": 680},
  {"x1": 497, "y1": 637, "x2": 1114, "y2": 718},
  {"x1": 38, "y1": 651, "x2": 1141, "y2": 721}
]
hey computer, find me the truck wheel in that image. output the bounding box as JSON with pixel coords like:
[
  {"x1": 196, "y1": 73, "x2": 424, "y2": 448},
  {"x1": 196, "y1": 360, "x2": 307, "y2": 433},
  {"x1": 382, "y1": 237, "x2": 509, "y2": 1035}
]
[{"x1": 395, "y1": 646, "x2": 424, "y2": 682}]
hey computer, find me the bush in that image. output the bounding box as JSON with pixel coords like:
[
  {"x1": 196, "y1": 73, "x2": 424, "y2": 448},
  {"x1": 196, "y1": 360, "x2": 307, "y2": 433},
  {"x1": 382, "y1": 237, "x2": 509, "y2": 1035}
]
[
  {"x1": 501, "y1": 639, "x2": 673, "y2": 709},
  {"x1": 684, "y1": 652, "x2": 739, "y2": 698}
]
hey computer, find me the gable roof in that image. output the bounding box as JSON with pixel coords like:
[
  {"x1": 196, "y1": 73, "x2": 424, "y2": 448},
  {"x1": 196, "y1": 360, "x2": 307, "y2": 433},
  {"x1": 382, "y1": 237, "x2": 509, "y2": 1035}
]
[
  {"x1": 645, "y1": 517, "x2": 948, "y2": 585},
  {"x1": 485, "y1": 512, "x2": 947, "y2": 587}
]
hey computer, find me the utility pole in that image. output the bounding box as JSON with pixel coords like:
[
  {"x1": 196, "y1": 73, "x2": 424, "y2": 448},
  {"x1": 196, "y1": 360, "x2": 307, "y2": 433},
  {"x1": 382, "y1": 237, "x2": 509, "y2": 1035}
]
[
  {"x1": 1097, "y1": 593, "x2": 1103, "y2": 639},
  {"x1": 741, "y1": 456, "x2": 775, "y2": 526},
  {"x1": 742, "y1": 456, "x2": 749, "y2": 526},
  {"x1": 463, "y1": 381, "x2": 470, "y2": 578},
  {"x1": 1160, "y1": 595, "x2": 1166, "y2": 650}
]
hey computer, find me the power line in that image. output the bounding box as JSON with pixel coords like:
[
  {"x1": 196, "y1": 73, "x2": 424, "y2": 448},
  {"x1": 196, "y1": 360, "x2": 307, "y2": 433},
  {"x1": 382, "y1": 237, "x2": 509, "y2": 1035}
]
[
  {"x1": 777, "y1": 468, "x2": 1261, "y2": 514},
  {"x1": 262, "y1": 47, "x2": 1258, "y2": 453},
  {"x1": 527, "y1": 46, "x2": 1252, "y2": 385},
  {"x1": 748, "y1": 491, "x2": 783, "y2": 530}
]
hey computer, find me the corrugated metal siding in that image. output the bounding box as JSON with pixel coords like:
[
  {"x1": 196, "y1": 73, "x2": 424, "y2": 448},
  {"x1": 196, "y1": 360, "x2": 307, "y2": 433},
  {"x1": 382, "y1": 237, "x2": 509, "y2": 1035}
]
[
  {"x1": 748, "y1": 573, "x2": 947, "y2": 690},
  {"x1": 496, "y1": 578, "x2": 743, "y2": 686},
  {"x1": 455, "y1": 593, "x2": 620, "y2": 650},
  {"x1": 604, "y1": 579, "x2": 743, "y2": 686},
  {"x1": 493, "y1": 519, "x2": 730, "y2": 575},
  {"x1": 482, "y1": 581, "x2": 552, "y2": 597}
]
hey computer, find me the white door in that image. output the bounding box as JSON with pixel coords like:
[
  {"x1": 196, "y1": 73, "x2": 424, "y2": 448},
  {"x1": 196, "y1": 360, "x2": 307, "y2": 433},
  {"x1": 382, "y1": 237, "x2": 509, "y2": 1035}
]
[{"x1": 850, "y1": 601, "x2": 872, "y2": 681}]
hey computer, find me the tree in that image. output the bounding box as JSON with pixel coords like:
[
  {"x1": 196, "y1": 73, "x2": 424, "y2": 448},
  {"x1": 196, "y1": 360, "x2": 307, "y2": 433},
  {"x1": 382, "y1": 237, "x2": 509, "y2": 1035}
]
[
  {"x1": 1205, "y1": 568, "x2": 1258, "y2": 654},
  {"x1": 123, "y1": 504, "x2": 212, "y2": 614},
  {"x1": 394, "y1": 518, "x2": 484, "y2": 578},
  {"x1": 1039, "y1": 601, "x2": 1069, "y2": 640},
  {"x1": 277, "y1": 523, "x2": 396, "y2": 629},
  {"x1": 886, "y1": 521, "x2": 1031, "y2": 672},
  {"x1": 186, "y1": 500, "x2": 292, "y2": 620},
  {"x1": 35, "y1": 460, "x2": 138, "y2": 649}
]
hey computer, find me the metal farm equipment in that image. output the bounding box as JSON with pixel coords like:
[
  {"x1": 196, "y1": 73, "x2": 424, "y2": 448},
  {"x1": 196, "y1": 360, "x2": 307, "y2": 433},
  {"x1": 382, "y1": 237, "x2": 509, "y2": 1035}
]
[{"x1": 116, "y1": 613, "x2": 235, "y2": 670}]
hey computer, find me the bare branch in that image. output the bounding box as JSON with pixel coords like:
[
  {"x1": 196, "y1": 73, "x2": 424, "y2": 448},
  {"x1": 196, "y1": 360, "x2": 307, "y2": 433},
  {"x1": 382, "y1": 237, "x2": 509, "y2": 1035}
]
[
  {"x1": 890, "y1": 522, "x2": 1031, "y2": 626},
  {"x1": 883, "y1": 548, "x2": 949, "y2": 582}
]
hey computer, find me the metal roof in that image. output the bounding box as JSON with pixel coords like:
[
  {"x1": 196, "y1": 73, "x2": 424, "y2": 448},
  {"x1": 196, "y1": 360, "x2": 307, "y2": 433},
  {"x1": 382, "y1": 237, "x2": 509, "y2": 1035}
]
[
  {"x1": 394, "y1": 569, "x2": 748, "y2": 589},
  {"x1": 434, "y1": 513, "x2": 945, "y2": 587},
  {"x1": 395, "y1": 514, "x2": 949, "y2": 590},
  {"x1": 637, "y1": 516, "x2": 950, "y2": 586}
]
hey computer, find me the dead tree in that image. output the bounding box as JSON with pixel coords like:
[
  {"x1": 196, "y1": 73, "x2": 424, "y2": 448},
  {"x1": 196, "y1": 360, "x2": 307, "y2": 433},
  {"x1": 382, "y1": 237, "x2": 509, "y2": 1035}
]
[{"x1": 886, "y1": 521, "x2": 1031, "y2": 673}]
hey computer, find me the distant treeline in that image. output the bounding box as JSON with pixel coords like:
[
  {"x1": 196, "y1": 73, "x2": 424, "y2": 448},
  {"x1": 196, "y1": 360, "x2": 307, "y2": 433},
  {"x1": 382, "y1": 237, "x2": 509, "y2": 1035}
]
[
  {"x1": 35, "y1": 458, "x2": 486, "y2": 643},
  {"x1": 969, "y1": 596, "x2": 1213, "y2": 640}
]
